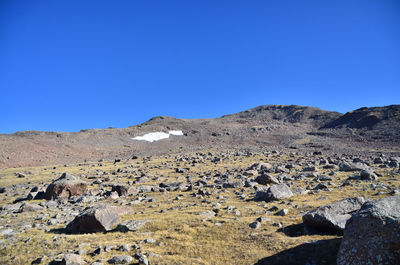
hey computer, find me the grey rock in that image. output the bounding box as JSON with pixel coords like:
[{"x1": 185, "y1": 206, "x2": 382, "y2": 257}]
[
  {"x1": 66, "y1": 205, "x2": 121, "y2": 233},
  {"x1": 198, "y1": 211, "x2": 216, "y2": 219},
  {"x1": 256, "y1": 216, "x2": 271, "y2": 223},
  {"x1": 144, "y1": 238, "x2": 156, "y2": 244},
  {"x1": 222, "y1": 180, "x2": 244, "y2": 188},
  {"x1": 108, "y1": 255, "x2": 133, "y2": 264},
  {"x1": 0, "y1": 228, "x2": 15, "y2": 236},
  {"x1": 248, "y1": 162, "x2": 273, "y2": 171},
  {"x1": 360, "y1": 169, "x2": 377, "y2": 180},
  {"x1": 249, "y1": 221, "x2": 261, "y2": 229},
  {"x1": 303, "y1": 197, "x2": 366, "y2": 233},
  {"x1": 291, "y1": 187, "x2": 308, "y2": 195},
  {"x1": 339, "y1": 161, "x2": 369, "y2": 172},
  {"x1": 111, "y1": 183, "x2": 136, "y2": 196},
  {"x1": 265, "y1": 184, "x2": 293, "y2": 201},
  {"x1": 18, "y1": 202, "x2": 44, "y2": 212},
  {"x1": 61, "y1": 254, "x2": 87, "y2": 265},
  {"x1": 118, "y1": 244, "x2": 131, "y2": 252},
  {"x1": 104, "y1": 245, "x2": 116, "y2": 252},
  {"x1": 115, "y1": 220, "x2": 149, "y2": 232},
  {"x1": 134, "y1": 253, "x2": 149, "y2": 265},
  {"x1": 388, "y1": 160, "x2": 399, "y2": 168},
  {"x1": 337, "y1": 195, "x2": 400, "y2": 265},
  {"x1": 313, "y1": 183, "x2": 329, "y2": 190},
  {"x1": 255, "y1": 174, "x2": 279, "y2": 185},
  {"x1": 275, "y1": 209, "x2": 288, "y2": 216}
]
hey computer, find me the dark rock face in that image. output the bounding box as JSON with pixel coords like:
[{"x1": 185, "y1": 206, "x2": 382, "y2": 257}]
[
  {"x1": 111, "y1": 183, "x2": 136, "y2": 196},
  {"x1": 45, "y1": 173, "x2": 88, "y2": 200},
  {"x1": 360, "y1": 169, "x2": 377, "y2": 180},
  {"x1": 255, "y1": 174, "x2": 279, "y2": 185},
  {"x1": 337, "y1": 196, "x2": 400, "y2": 265},
  {"x1": 66, "y1": 205, "x2": 121, "y2": 233},
  {"x1": 302, "y1": 197, "x2": 365, "y2": 233},
  {"x1": 322, "y1": 105, "x2": 400, "y2": 129}
]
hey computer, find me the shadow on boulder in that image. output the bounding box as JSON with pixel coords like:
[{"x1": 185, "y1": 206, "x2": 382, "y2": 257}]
[
  {"x1": 278, "y1": 223, "x2": 342, "y2": 237},
  {"x1": 254, "y1": 238, "x2": 341, "y2": 265}
]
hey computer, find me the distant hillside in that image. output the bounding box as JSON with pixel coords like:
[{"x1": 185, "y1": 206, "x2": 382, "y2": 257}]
[
  {"x1": 322, "y1": 105, "x2": 400, "y2": 129},
  {"x1": 222, "y1": 105, "x2": 342, "y2": 127},
  {"x1": 1, "y1": 104, "x2": 399, "y2": 168}
]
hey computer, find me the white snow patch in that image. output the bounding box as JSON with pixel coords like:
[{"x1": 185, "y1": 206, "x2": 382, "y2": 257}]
[
  {"x1": 169, "y1": 130, "x2": 184, "y2": 136},
  {"x1": 132, "y1": 130, "x2": 184, "y2": 143}
]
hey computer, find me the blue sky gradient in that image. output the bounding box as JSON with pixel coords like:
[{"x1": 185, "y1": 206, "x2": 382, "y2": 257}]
[{"x1": 1, "y1": 0, "x2": 399, "y2": 133}]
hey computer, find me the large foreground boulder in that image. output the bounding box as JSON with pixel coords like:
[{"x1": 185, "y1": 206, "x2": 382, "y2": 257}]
[
  {"x1": 303, "y1": 197, "x2": 365, "y2": 233},
  {"x1": 337, "y1": 196, "x2": 400, "y2": 265},
  {"x1": 66, "y1": 205, "x2": 121, "y2": 233},
  {"x1": 45, "y1": 173, "x2": 88, "y2": 200}
]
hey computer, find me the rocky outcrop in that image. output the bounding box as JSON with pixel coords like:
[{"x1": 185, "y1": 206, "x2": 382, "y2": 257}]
[
  {"x1": 337, "y1": 196, "x2": 400, "y2": 265},
  {"x1": 303, "y1": 197, "x2": 365, "y2": 233},
  {"x1": 45, "y1": 173, "x2": 88, "y2": 200},
  {"x1": 66, "y1": 205, "x2": 121, "y2": 233}
]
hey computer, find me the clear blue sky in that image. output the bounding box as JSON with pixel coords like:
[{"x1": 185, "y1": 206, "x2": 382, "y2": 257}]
[{"x1": 1, "y1": 0, "x2": 399, "y2": 133}]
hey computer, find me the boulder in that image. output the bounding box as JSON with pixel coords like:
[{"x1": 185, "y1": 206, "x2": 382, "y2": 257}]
[
  {"x1": 337, "y1": 196, "x2": 400, "y2": 265},
  {"x1": 108, "y1": 255, "x2": 133, "y2": 264},
  {"x1": 111, "y1": 183, "x2": 136, "y2": 196},
  {"x1": 135, "y1": 253, "x2": 149, "y2": 265},
  {"x1": 339, "y1": 161, "x2": 369, "y2": 172},
  {"x1": 45, "y1": 173, "x2": 88, "y2": 200},
  {"x1": 222, "y1": 180, "x2": 244, "y2": 188},
  {"x1": 303, "y1": 197, "x2": 365, "y2": 233},
  {"x1": 360, "y1": 169, "x2": 377, "y2": 180},
  {"x1": 115, "y1": 220, "x2": 149, "y2": 232},
  {"x1": 61, "y1": 254, "x2": 87, "y2": 265},
  {"x1": 255, "y1": 174, "x2": 279, "y2": 185},
  {"x1": 18, "y1": 202, "x2": 43, "y2": 213},
  {"x1": 248, "y1": 162, "x2": 273, "y2": 171},
  {"x1": 255, "y1": 184, "x2": 293, "y2": 201},
  {"x1": 66, "y1": 205, "x2": 121, "y2": 233}
]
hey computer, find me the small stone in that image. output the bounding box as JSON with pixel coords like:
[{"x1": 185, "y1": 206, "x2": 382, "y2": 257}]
[
  {"x1": 249, "y1": 221, "x2": 261, "y2": 229},
  {"x1": 144, "y1": 238, "x2": 156, "y2": 244},
  {"x1": 275, "y1": 209, "x2": 288, "y2": 216},
  {"x1": 108, "y1": 255, "x2": 133, "y2": 264},
  {"x1": 134, "y1": 253, "x2": 149, "y2": 265},
  {"x1": 118, "y1": 244, "x2": 131, "y2": 252},
  {"x1": 62, "y1": 254, "x2": 87, "y2": 265}
]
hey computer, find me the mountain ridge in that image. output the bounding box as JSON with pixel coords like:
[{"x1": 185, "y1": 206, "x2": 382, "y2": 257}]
[{"x1": 0, "y1": 104, "x2": 399, "y2": 168}]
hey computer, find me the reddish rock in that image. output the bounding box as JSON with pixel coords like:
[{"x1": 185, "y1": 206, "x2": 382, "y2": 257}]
[
  {"x1": 45, "y1": 173, "x2": 88, "y2": 200},
  {"x1": 111, "y1": 183, "x2": 136, "y2": 196}
]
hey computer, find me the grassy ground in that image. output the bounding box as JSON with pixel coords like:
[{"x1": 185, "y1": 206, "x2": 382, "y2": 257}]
[{"x1": 0, "y1": 150, "x2": 398, "y2": 264}]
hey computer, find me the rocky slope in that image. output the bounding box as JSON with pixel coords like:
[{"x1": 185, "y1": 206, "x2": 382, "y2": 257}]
[{"x1": 0, "y1": 105, "x2": 399, "y2": 168}]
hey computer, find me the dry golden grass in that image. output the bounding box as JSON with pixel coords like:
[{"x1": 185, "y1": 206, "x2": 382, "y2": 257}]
[{"x1": 0, "y1": 150, "x2": 398, "y2": 265}]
